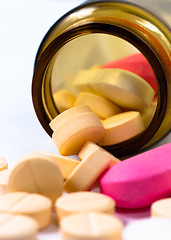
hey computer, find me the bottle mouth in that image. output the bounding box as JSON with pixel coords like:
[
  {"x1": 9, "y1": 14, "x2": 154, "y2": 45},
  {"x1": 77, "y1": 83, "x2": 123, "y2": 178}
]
[{"x1": 32, "y1": 21, "x2": 168, "y2": 157}]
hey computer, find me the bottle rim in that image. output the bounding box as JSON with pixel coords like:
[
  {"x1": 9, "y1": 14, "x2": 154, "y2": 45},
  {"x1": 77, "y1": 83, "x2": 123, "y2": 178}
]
[{"x1": 32, "y1": 22, "x2": 168, "y2": 157}]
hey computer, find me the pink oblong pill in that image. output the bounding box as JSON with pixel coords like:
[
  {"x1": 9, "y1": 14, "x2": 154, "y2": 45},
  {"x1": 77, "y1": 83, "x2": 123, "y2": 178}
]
[
  {"x1": 101, "y1": 53, "x2": 157, "y2": 94},
  {"x1": 99, "y1": 143, "x2": 171, "y2": 209}
]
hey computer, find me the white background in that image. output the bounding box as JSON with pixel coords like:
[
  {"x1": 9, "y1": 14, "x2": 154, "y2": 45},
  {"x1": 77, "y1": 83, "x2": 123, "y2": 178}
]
[
  {"x1": 0, "y1": 0, "x2": 84, "y2": 165},
  {"x1": 0, "y1": 1, "x2": 170, "y2": 239}
]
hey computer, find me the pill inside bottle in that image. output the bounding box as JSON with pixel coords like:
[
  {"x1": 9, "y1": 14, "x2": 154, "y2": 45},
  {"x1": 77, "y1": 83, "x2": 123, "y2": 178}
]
[{"x1": 32, "y1": 6, "x2": 171, "y2": 157}]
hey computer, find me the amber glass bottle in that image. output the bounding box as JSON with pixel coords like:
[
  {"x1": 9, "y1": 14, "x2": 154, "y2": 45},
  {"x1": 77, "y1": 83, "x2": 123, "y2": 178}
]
[{"x1": 32, "y1": 0, "x2": 171, "y2": 157}]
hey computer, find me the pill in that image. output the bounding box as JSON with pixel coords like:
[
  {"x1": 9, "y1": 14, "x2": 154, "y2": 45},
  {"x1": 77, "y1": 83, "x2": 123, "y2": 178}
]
[
  {"x1": 55, "y1": 191, "x2": 115, "y2": 222},
  {"x1": 122, "y1": 218, "x2": 171, "y2": 240},
  {"x1": 37, "y1": 151, "x2": 80, "y2": 180},
  {"x1": 50, "y1": 105, "x2": 92, "y2": 131},
  {"x1": 8, "y1": 152, "x2": 64, "y2": 203},
  {"x1": 0, "y1": 192, "x2": 51, "y2": 229},
  {"x1": 75, "y1": 92, "x2": 122, "y2": 119},
  {"x1": 140, "y1": 100, "x2": 157, "y2": 128},
  {"x1": 0, "y1": 212, "x2": 38, "y2": 240},
  {"x1": 99, "y1": 143, "x2": 171, "y2": 208},
  {"x1": 101, "y1": 53, "x2": 157, "y2": 94},
  {"x1": 0, "y1": 170, "x2": 9, "y2": 195},
  {"x1": 60, "y1": 212, "x2": 123, "y2": 240},
  {"x1": 78, "y1": 141, "x2": 120, "y2": 167},
  {"x1": 0, "y1": 157, "x2": 8, "y2": 171},
  {"x1": 151, "y1": 198, "x2": 171, "y2": 218},
  {"x1": 53, "y1": 89, "x2": 76, "y2": 113},
  {"x1": 52, "y1": 112, "x2": 105, "y2": 156},
  {"x1": 64, "y1": 143, "x2": 112, "y2": 192},
  {"x1": 74, "y1": 68, "x2": 155, "y2": 110},
  {"x1": 99, "y1": 111, "x2": 144, "y2": 146}
]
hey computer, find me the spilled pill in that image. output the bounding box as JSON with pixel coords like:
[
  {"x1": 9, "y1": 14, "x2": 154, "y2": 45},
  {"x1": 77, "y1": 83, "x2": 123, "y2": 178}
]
[
  {"x1": 37, "y1": 151, "x2": 80, "y2": 180},
  {"x1": 64, "y1": 142, "x2": 112, "y2": 192},
  {"x1": 52, "y1": 112, "x2": 105, "y2": 155},
  {"x1": 8, "y1": 152, "x2": 64, "y2": 203},
  {"x1": 0, "y1": 170, "x2": 8, "y2": 195},
  {"x1": 151, "y1": 198, "x2": 171, "y2": 218},
  {"x1": 0, "y1": 192, "x2": 52, "y2": 229},
  {"x1": 55, "y1": 191, "x2": 115, "y2": 222},
  {"x1": 49, "y1": 105, "x2": 92, "y2": 131},
  {"x1": 0, "y1": 212, "x2": 38, "y2": 240},
  {"x1": 60, "y1": 212, "x2": 123, "y2": 240},
  {"x1": 99, "y1": 143, "x2": 171, "y2": 208},
  {"x1": 78, "y1": 141, "x2": 120, "y2": 167},
  {"x1": 0, "y1": 157, "x2": 8, "y2": 171}
]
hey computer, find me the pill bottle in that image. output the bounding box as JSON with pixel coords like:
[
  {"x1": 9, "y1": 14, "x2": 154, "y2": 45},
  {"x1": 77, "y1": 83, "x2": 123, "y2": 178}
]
[{"x1": 32, "y1": 0, "x2": 171, "y2": 157}]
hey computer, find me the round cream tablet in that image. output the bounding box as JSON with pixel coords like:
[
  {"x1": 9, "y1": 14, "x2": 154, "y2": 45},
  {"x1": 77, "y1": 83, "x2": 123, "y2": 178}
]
[
  {"x1": 0, "y1": 192, "x2": 52, "y2": 229},
  {"x1": 151, "y1": 198, "x2": 171, "y2": 218},
  {"x1": 78, "y1": 141, "x2": 120, "y2": 167},
  {"x1": 0, "y1": 170, "x2": 9, "y2": 195},
  {"x1": 0, "y1": 212, "x2": 38, "y2": 240},
  {"x1": 49, "y1": 105, "x2": 92, "y2": 131},
  {"x1": 8, "y1": 152, "x2": 64, "y2": 203},
  {"x1": 122, "y1": 218, "x2": 171, "y2": 240},
  {"x1": 52, "y1": 112, "x2": 105, "y2": 156},
  {"x1": 0, "y1": 157, "x2": 8, "y2": 171},
  {"x1": 53, "y1": 89, "x2": 76, "y2": 113},
  {"x1": 64, "y1": 144, "x2": 112, "y2": 192},
  {"x1": 74, "y1": 92, "x2": 122, "y2": 119},
  {"x1": 99, "y1": 111, "x2": 144, "y2": 146},
  {"x1": 37, "y1": 151, "x2": 80, "y2": 180},
  {"x1": 55, "y1": 191, "x2": 115, "y2": 221},
  {"x1": 60, "y1": 212, "x2": 123, "y2": 240}
]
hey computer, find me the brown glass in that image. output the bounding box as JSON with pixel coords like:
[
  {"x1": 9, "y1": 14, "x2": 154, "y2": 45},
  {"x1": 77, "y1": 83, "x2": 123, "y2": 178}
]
[{"x1": 32, "y1": 0, "x2": 171, "y2": 157}]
